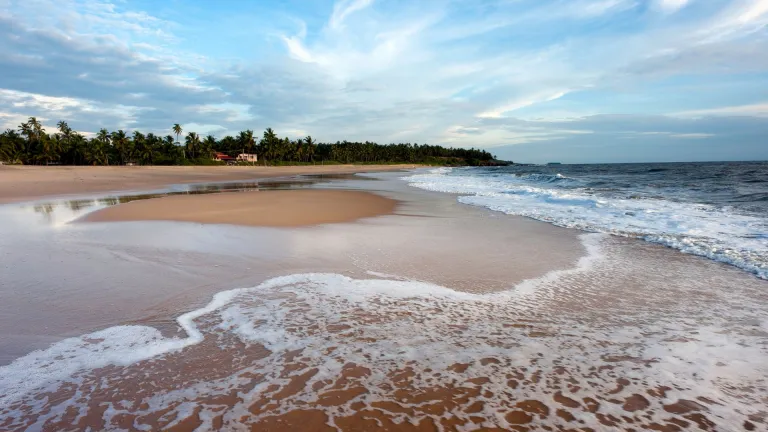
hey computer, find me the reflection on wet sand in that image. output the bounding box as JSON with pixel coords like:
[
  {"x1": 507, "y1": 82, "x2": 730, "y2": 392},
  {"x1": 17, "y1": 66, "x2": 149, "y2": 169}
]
[
  {"x1": 29, "y1": 176, "x2": 343, "y2": 221},
  {"x1": 25, "y1": 173, "x2": 382, "y2": 226}
]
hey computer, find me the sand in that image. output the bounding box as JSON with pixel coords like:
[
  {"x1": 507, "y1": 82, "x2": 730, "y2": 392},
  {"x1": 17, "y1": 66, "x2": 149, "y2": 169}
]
[
  {"x1": 0, "y1": 164, "x2": 420, "y2": 204},
  {"x1": 83, "y1": 190, "x2": 398, "y2": 227}
]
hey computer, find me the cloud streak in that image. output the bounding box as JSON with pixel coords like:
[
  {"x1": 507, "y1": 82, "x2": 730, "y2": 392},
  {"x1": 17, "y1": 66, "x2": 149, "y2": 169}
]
[{"x1": 329, "y1": 0, "x2": 374, "y2": 30}]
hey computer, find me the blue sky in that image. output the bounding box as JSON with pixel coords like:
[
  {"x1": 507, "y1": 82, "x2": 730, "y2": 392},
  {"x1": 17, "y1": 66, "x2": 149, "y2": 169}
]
[{"x1": 0, "y1": 0, "x2": 767, "y2": 163}]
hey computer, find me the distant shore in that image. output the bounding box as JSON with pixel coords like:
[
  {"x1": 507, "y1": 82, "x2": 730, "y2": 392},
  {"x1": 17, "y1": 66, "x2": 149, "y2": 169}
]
[{"x1": 0, "y1": 164, "x2": 421, "y2": 204}]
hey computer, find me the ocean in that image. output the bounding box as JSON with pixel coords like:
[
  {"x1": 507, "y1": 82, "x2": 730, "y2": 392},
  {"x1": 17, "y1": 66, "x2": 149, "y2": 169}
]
[{"x1": 406, "y1": 161, "x2": 768, "y2": 279}]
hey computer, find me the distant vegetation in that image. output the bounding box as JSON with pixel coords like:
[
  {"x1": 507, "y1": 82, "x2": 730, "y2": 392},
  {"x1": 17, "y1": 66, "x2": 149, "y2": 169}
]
[{"x1": 0, "y1": 118, "x2": 503, "y2": 167}]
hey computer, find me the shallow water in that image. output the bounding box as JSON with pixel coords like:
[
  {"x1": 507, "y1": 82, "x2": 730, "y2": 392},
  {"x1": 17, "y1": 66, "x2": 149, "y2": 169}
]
[{"x1": 0, "y1": 170, "x2": 766, "y2": 431}]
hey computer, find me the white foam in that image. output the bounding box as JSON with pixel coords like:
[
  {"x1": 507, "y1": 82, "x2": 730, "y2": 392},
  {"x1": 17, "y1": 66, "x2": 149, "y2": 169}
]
[
  {"x1": 0, "y1": 287, "x2": 245, "y2": 409},
  {"x1": 0, "y1": 232, "x2": 602, "y2": 411},
  {"x1": 404, "y1": 168, "x2": 768, "y2": 279}
]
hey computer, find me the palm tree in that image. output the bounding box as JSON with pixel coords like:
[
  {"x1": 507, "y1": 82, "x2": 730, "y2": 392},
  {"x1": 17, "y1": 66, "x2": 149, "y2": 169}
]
[
  {"x1": 39, "y1": 134, "x2": 61, "y2": 165},
  {"x1": 239, "y1": 130, "x2": 256, "y2": 154},
  {"x1": 57, "y1": 121, "x2": 72, "y2": 151},
  {"x1": 294, "y1": 137, "x2": 304, "y2": 162},
  {"x1": 172, "y1": 124, "x2": 183, "y2": 144},
  {"x1": 86, "y1": 137, "x2": 109, "y2": 166},
  {"x1": 90, "y1": 129, "x2": 111, "y2": 165},
  {"x1": 305, "y1": 136, "x2": 316, "y2": 162},
  {"x1": 19, "y1": 117, "x2": 44, "y2": 160},
  {"x1": 68, "y1": 133, "x2": 87, "y2": 165},
  {"x1": 261, "y1": 128, "x2": 278, "y2": 163},
  {"x1": 134, "y1": 131, "x2": 154, "y2": 164},
  {"x1": 1, "y1": 129, "x2": 23, "y2": 163},
  {"x1": 202, "y1": 135, "x2": 216, "y2": 159},
  {"x1": 185, "y1": 132, "x2": 200, "y2": 159},
  {"x1": 112, "y1": 130, "x2": 129, "y2": 165},
  {"x1": 97, "y1": 128, "x2": 111, "y2": 146}
]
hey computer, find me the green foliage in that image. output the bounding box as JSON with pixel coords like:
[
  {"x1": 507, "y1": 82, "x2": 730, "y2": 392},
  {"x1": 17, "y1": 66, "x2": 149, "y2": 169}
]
[{"x1": 0, "y1": 119, "x2": 501, "y2": 166}]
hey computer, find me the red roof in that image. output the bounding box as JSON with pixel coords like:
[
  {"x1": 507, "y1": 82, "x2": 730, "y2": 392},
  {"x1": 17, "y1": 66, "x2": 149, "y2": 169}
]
[{"x1": 214, "y1": 152, "x2": 235, "y2": 160}]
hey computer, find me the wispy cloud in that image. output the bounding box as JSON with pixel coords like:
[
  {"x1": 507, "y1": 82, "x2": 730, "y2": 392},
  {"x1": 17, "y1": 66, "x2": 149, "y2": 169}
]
[
  {"x1": 675, "y1": 103, "x2": 768, "y2": 118},
  {"x1": 329, "y1": 0, "x2": 375, "y2": 30},
  {"x1": 655, "y1": 0, "x2": 691, "y2": 13},
  {"x1": 478, "y1": 91, "x2": 569, "y2": 119}
]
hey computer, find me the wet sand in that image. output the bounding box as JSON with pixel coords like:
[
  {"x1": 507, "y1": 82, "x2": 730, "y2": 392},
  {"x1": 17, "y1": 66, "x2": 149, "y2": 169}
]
[
  {"x1": 0, "y1": 172, "x2": 586, "y2": 362},
  {"x1": 1, "y1": 171, "x2": 767, "y2": 431},
  {"x1": 0, "y1": 164, "x2": 420, "y2": 204},
  {"x1": 83, "y1": 190, "x2": 398, "y2": 227}
]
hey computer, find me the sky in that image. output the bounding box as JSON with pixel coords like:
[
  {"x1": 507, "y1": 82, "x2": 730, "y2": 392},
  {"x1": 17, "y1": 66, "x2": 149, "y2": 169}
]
[{"x1": 0, "y1": 0, "x2": 767, "y2": 163}]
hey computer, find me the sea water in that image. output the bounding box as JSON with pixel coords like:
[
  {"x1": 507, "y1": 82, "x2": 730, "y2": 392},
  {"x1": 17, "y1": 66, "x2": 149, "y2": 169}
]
[{"x1": 406, "y1": 162, "x2": 768, "y2": 279}]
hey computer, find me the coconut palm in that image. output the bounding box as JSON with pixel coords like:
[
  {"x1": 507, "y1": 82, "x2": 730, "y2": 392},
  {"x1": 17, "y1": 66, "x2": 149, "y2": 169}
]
[
  {"x1": 57, "y1": 121, "x2": 72, "y2": 150},
  {"x1": 19, "y1": 117, "x2": 44, "y2": 159},
  {"x1": 112, "y1": 130, "x2": 129, "y2": 165},
  {"x1": 172, "y1": 124, "x2": 183, "y2": 144},
  {"x1": 305, "y1": 136, "x2": 316, "y2": 162},
  {"x1": 97, "y1": 129, "x2": 111, "y2": 146},
  {"x1": 86, "y1": 137, "x2": 109, "y2": 166},
  {"x1": 260, "y1": 128, "x2": 279, "y2": 163},
  {"x1": 0, "y1": 129, "x2": 23, "y2": 163},
  {"x1": 67, "y1": 133, "x2": 87, "y2": 165},
  {"x1": 239, "y1": 130, "x2": 256, "y2": 154},
  {"x1": 134, "y1": 131, "x2": 154, "y2": 164},
  {"x1": 202, "y1": 135, "x2": 216, "y2": 159},
  {"x1": 185, "y1": 132, "x2": 201, "y2": 159}
]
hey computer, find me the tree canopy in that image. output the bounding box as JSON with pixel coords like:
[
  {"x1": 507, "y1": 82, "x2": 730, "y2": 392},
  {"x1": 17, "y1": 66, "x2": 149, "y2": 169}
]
[{"x1": 0, "y1": 118, "x2": 502, "y2": 166}]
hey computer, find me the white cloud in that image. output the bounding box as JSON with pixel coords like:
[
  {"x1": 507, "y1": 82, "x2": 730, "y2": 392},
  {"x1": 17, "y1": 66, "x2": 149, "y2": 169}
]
[
  {"x1": 675, "y1": 103, "x2": 768, "y2": 118},
  {"x1": 477, "y1": 92, "x2": 569, "y2": 119},
  {"x1": 281, "y1": 35, "x2": 316, "y2": 63},
  {"x1": 575, "y1": 0, "x2": 637, "y2": 18},
  {"x1": 737, "y1": 0, "x2": 768, "y2": 23},
  {"x1": 0, "y1": 89, "x2": 83, "y2": 112},
  {"x1": 655, "y1": 0, "x2": 691, "y2": 13},
  {"x1": 670, "y1": 133, "x2": 714, "y2": 138},
  {"x1": 329, "y1": 0, "x2": 375, "y2": 30}
]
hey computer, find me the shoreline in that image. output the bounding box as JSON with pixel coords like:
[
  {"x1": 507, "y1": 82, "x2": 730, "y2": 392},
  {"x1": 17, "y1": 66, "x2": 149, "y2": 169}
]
[{"x1": 0, "y1": 164, "x2": 422, "y2": 204}]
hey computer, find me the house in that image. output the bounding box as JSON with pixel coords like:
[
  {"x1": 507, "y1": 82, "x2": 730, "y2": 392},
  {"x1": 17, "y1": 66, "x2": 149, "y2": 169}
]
[
  {"x1": 237, "y1": 153, "x2": 258, "y2": 163},
  {"x1": 213, "y1": 152, "x2": 235, "y2": 162}
]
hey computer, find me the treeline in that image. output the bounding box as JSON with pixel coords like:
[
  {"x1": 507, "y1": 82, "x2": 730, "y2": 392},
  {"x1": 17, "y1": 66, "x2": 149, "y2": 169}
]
[{"x1": 0, "y1": 117, "x2": 499, "y2": 167}]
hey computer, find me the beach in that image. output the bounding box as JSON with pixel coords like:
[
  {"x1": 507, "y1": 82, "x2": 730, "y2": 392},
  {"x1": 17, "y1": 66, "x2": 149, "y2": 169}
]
[
  {"x1": 1, "y1": 166, "x2": 766, "y2": 431},
  {"x1": 0, "y1": 165, "x2": 421, "y2": 204}
]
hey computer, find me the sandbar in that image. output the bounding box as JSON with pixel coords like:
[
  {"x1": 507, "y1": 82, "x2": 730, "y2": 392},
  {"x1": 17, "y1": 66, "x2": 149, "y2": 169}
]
[{"x1": 83, "y1": 190, "x2": 398, "y2": 227}]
